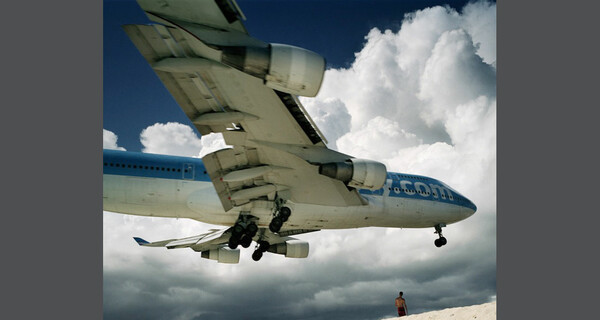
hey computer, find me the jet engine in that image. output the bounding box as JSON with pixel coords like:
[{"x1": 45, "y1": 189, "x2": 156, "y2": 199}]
[
  {"x1": 200, "y1": 247, "x2": 240, "y2": 264},
  {"x1": 220, "y1": 44, "x2": 325, "y2": 97},
  {"x1": 267, "y1": 240, "x2": 309, "y2": 258},
  {"x1": 319, "y1": 158, "x2": 387, "y2": 190}
]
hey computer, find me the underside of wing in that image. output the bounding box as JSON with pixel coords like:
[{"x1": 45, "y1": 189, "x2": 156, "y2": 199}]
[
  {"x1": 123, "y1": 0, "x2": 389, "y2": 212},
  {"x1": 137, "y1": 0, "x2": 248, "y2": 34}
]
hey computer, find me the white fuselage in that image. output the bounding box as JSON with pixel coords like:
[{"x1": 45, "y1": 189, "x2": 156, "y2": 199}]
[{"x1": 103, "y1": 150, "x2": 476, "y2": 231}]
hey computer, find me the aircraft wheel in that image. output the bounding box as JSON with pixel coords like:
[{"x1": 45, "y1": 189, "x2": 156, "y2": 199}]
[
  {"x1": 269, "y1": 217, "x2": 283, "y2": 233},
  {"x1": 252, "y1": 250, "x2": 263, "y2": 261},
  {"x1": 280, "y1": 207, "x2": 291, "y2": 221},
  {"x1": 439, "y1": 237, "x2": 447, "y2": 246},
  {"x1": 246, "y1": 223, "x2": 258, "y2": 237},
  {"x1": 232, "y1": 223, "x2": 244, "y2": 237},
  {"x1": 240, "y1": 235, "x2": 253, "y2": 248},
  {"x1": 258, "y1": 240, "x2": 270, "y2": 252},
  {"x1": 228, "y1": 236, "x2": 239, "y2": 249},
  {"x1": 434, "y1": 238, "x2": 443, "y2": 248}
]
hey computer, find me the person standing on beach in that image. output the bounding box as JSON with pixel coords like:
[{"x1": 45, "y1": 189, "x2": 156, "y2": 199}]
[{"x1": 395, "y1": 291, "x2": 408, "y2": 317}]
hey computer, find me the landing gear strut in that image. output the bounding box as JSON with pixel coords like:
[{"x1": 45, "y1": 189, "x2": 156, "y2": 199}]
[{"x1": 434, "y1": 223, "x2": 448, "y2": 248}]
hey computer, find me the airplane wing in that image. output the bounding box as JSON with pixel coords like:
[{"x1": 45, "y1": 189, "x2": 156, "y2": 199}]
[
  {"x1": 123, "y1": 0, "x2": 386, "y2": 211},
  {"x1": 133, "y1": 227, "x2": 316, "y2": 263}
]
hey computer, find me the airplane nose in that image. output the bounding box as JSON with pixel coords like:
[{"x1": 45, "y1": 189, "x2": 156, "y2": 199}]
[{"x1": 466, "y1": 199, "x2": 477, "y2": 215}]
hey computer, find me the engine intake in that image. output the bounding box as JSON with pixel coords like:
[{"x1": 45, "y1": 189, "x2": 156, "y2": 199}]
[
  {"x1": 200, "y1": 247, "x2": 240, "y2": 264},
  {"x1": 221, "y1": 44, "x2": 325, "y2": 97},
  {"x1": 319, "y1": 158, "x2": 387, "y2": 190},
  {"x1": 268, "y1": 240, "x2": 309, "y2": 258}
]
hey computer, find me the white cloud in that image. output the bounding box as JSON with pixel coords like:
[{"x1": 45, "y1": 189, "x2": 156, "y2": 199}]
[
  {"x1": 197, "y1": 132, "x2": 230, "y2": 158},
  {"x1": 418, "y1": 29, "x2": 495, "y2": 126},
  {"x1": 139, "y1": 122, "x2": 229, "y2": 158},
  {"x1": 302, "y1": 97, "x2": 351, "y2": 149},
  {"x1": 140, "y1": 122, "x2": 203, "y2": 157},
  {"x1": 308, "y1": 2, "x2": 497, "y2": 206},
  {"x1": 461, "y1": 0, "x2": 497, "y2": 65},
  {"x1": 103, "y1": 129, "x2": 126, "y2": 150},
  {"x1": 336, "y1": 116, "x2": 422, "y2": 161}
]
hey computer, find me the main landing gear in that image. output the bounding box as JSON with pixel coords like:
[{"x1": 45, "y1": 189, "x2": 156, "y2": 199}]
[
  {"x1": 228, "y1": 215, "x2": 259, "y2": 250},
  {"x1": 228, "y1": 198, "x2": 290, "y2": 261},
  {"x1": 269, "y1": 199, "x2": 291, "y2": 233},
  {"x1": 269, "y1": 206, "x2": 291, "y2": 232},
  {"x1": 434, "y1": 223, "x2": 448, "y2": 248}
]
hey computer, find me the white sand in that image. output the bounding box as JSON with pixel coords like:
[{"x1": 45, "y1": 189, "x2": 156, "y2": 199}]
[{"x1": 382, "y1": 301, "x2": 496, "y2": 320}]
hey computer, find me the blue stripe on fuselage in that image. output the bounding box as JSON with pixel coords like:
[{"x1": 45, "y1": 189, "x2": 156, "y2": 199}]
[
  {"x1": 103, "y1": 149, "x2": 476, "y2": 211},
  {"x1": 103, "y1": 149, "x2": 210, "y2": 182},
  {"x1": 359, "y1": 173, "x2": 476, "y2": 211}
]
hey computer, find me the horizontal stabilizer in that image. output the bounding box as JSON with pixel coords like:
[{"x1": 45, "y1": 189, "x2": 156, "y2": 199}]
[{"x1": 133, "y1": 237, "x2": 149, "y2": 246}]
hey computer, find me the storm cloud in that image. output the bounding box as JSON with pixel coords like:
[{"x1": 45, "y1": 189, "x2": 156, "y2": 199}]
[{"x1": 103, "y1": 1, "x2": 496, "y2": 319}]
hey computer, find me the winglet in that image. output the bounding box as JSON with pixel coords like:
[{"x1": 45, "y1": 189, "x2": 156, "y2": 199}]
[{"x1": 133, "y1": 237, "x2": 149, "y2": 246}]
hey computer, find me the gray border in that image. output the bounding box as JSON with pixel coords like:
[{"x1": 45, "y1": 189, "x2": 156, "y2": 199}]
[
  {"x1": 4, "y1": 0, "x2": 102, "y2": 318},
  {"x1": 499, "y1": 0, "x2": 597, "y2": 318}
]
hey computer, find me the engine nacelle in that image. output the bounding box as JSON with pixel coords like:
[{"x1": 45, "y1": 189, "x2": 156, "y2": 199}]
[
  {"x1": 200, "y1": 247, "x2": 240, "y2": 264},
  {"x1": 319, "y1": 158, "x2": 387, "y2": 190},
  {"x1": 221, "y1": 44, "x2": 325, "y2": 97},
  {"x1": 267, "y1": 240, "x2": 309, "y2": 258}
]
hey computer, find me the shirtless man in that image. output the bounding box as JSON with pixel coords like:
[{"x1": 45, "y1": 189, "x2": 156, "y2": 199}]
[{"x1": 395, "y1": 291, "x2": 408, "y2": 317}]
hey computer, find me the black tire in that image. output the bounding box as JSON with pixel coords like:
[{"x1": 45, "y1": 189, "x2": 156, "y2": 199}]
[
  {"x1": 434, "y1": 238, "x2": 443, "y2": 248},
  {"x1": 280, "y1": 207, "x2": 291, "y2": 221},
  {"x1": 240, "y1": 235, "x2": 252, "y2": 248},
  {"x1": 258, "y1": 240, "x2": 270, "y2": 252},
  {"x1": 228, "y1": 237, "x2": 239, "y2": 249},
  {"x1": 269, "y1": 217, "x2": 283, "y2": 233},
  {"x1": 439, "y1": 237, "x2": 447, "y2": 246},
  {"x1": 252, "y1": 250, "x2": 263, "y2": 261},
  {"x1": 232, "y1": 224, "x2": 244, "y2": 237},
  {"x1": 246, "y1": 223, "x2": 258, "y2": 237}
]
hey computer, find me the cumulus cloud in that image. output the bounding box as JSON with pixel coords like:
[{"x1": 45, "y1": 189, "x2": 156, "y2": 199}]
[
  {"x1": 302, "y1": 97, "x2": 351, "y2": 149},
  {"x1": 103, "y1": 129, "x2": 126, "y2": 150},
  {"x1": 140, "y1": 122, "x2": 204, "y2": 157},
  {"x1": 104, "y1": 1, "x2": 496, "y2": 319},
  {"x1": 139, "y1": 122, "x2": 229, "y2": 158},
  {"x1": 197, "y1": 132, "x2": 230, "y2": 158},
  {"x1": 303, "y1": 2, "x2": 496, "y2": 203}
]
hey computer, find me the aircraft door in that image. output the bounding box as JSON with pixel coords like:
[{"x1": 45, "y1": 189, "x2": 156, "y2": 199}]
[{"x1": 183, "y1": 163, "x2": 195, "y2": 180}]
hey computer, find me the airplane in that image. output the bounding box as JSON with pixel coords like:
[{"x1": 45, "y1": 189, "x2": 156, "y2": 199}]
[{"x1": 103, "y1": 0, "x2": 477, "y2": 264}]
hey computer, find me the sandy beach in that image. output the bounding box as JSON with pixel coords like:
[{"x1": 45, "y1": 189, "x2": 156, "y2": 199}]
[{"x1": 382, "y1": 301, "x2": 496, "y2": 320}]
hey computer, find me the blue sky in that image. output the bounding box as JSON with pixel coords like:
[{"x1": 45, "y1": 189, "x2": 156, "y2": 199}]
[{"x1": 104, "y1": 0, "x2": 472, "y2": 152}]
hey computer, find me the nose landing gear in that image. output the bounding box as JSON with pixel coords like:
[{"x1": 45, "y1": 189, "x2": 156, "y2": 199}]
[{"x1": 434, "y1": 223, "x2": 447, "y2": 248}]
